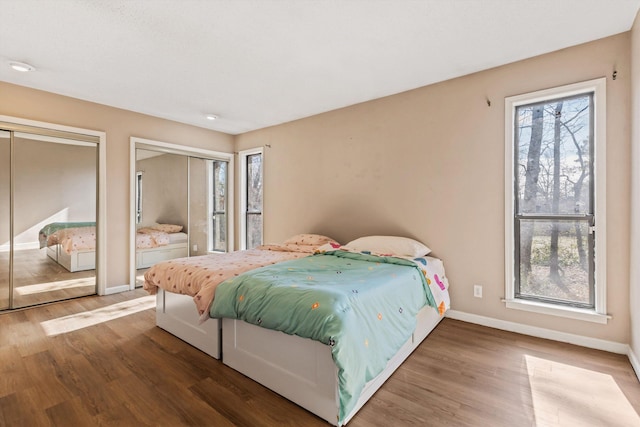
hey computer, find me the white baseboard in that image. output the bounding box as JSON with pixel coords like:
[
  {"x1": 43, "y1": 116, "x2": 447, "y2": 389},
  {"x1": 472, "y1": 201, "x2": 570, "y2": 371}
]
[
  {"x1": 628, "y1": 348, "x2": 640, "y2": 382},
  {"x1": 0, "y1": 241, "x2": 40, "y2": 253},
  {"x1": 445, "y1": 309, "x2": 629, "y2": 355},
  {"x1": 103, "y1": 284, "x2": 132, "y2": 296}
]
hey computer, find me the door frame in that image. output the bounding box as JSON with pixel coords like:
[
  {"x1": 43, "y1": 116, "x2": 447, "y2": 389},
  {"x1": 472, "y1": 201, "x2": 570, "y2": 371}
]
[
  {"x1": 0, "y1": 114, "x2": 107, "y2": 296},
  {"x1": 129, "y1": 137, "x2": 234, "y2": 290}
]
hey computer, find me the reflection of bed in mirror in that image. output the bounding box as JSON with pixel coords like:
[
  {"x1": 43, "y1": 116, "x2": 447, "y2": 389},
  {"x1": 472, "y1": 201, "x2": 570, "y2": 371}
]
[{"x1": 40, "y1": 222, "x2": 188, "y2": 272}]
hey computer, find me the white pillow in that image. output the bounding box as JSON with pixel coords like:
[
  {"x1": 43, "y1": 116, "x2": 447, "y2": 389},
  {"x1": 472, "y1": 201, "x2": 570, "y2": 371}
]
[{"x1": 345, "y1": 236, "x2": 431, "y2": 257}]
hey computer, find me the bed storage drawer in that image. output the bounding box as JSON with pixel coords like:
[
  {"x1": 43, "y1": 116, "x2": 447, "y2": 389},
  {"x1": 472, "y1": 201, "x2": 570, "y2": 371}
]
[
  {"x1": 222, "y1": 318, "x2": 339, "y2": 425},
  {"x1": 156, "y1": 289, "x2": 220, "y2": 359},
  {"x1": 137, "y1": 244, "x2": 188, "y2": 269},
  {"x1": 76, "y1": 251, "x2": 95, "y2": 270}
]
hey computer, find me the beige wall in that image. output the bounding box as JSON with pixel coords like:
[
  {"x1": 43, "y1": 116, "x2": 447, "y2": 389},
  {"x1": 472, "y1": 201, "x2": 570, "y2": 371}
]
[
  {"x1": 0, "y1": 81, "x2": 234, "y2": 289},
  {"x1": 1, "y1": 134, "x2": 96, "y2": 248},
  {"x1": 137, "y1": 153, "x2": 188, "y2": 231},
  {"x1": 136, "y1": 153, "x2": 210, "y2": 257},
  {"x1": 630, "y1": 13, "x2": 640, "y2": 360},
  {"x1": 12, "y1": 135, "x2": 97, "y2": 246},
  {"x1": 236, "y1": 34, "x2": 632, "y2": 344},
  {"x1": 188, "y1": 156, "x2": 209, "y2": 256}
]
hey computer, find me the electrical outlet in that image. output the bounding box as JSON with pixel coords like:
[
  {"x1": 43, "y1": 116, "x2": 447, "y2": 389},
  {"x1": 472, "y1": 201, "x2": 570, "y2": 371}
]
[
  {"x1": 473, "y1": 285, "x2": 483, "y2": 298},
  {"x1": 193, "y1": 244, "x2": 198, "y2": 252}
]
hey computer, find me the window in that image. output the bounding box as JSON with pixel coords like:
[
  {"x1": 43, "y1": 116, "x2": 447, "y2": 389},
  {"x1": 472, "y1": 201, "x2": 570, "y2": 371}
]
[
  {"x1": 135, "y1": 171, "x2": 143, "y2": 224},
  {"x1": 208, "y1": 160, "x2": 227, "y2": 252},
  {"x1": 239, "y1": 148, "x2": 263, "y2": 250},
  {"x1": 504, "y1": 78, "x2": 607, "y2": 323}
]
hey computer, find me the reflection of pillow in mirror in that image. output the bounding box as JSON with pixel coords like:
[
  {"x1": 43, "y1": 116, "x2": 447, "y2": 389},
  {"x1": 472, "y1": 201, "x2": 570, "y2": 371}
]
[
  {"x1": 345, "y1": 236, "x2": 431, "y2": 257},
  {"x1": 283, "y1": 233, "x2": 338, "y2": 246},
  {"x1": 137, "y1": 227, "x2": 157, "y2": 234},
  {"x1": 152, "y1": 223, "x2": 183, "y2": 233}
]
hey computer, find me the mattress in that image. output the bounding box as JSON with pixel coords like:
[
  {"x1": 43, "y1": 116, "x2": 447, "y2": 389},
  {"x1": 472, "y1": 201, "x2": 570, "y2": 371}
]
[{"x1": 168, "y1": 232, "x2": 188, "y2": 244}]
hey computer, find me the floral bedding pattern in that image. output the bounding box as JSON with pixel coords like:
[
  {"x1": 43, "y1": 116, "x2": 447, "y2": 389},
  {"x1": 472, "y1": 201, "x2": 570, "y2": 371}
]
[
  {"x1": 143, "y1": 244, "x2": 319, "y2": 317},
  {"x1": 45, "y1": 226, "x2": 97, "y2": 254},
  {"x1": 44, "y1": 227, "x2": 171, "y2": 254},
  {"x1": 135, "y1": 228, "x2": 171, "y2": 249},
  {"x1": 38, "y1": 222, "x2": 96, "y2": 249}
]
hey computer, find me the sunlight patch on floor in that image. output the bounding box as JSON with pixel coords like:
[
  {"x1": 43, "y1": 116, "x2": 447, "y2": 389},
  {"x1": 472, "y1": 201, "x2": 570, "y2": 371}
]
[
  {"x1": 14, "y1": 277, "x2": 95, "y2": 295},
  {"x1": 40, "y1": 295, "x2": 155, "y2": 336},
  {"x1": 525, "y1": 354, "x2": 640, "y2": 426}
]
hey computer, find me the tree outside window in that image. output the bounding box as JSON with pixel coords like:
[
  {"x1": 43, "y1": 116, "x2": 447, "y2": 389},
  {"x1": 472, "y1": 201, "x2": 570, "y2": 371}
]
[
  {"x1": 246, "y1": 153, "x2": 262, "y2": 249},
  {"x1": 514, "y1": 93, "x2": 594, "y2": 308}
]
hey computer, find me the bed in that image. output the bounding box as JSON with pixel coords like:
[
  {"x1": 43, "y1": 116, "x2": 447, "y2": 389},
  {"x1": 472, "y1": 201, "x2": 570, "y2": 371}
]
[
  {"x1": 145, "y1": 234, "x2": 330, "y2": 358},
  {"x1": 144, "y1": 235, "x2": 450, "y2": 426},
  {"x1": 39, "y1": 222, "x2": 189, "y2": 272}
]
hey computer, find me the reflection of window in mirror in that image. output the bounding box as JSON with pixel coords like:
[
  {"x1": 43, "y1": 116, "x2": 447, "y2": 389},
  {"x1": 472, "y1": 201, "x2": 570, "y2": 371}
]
[
  {"x1": 238, "y1": 149, "x2": 263, "y2": 250},
  {"x1": 246, "y1": 153, "x2": 263, "y2": 249},
  {"x1": 208, "y1": 160, "x2": 227, "y2": 252},
  {"x1": 136, "y1": 171, "x2": 143, "y2": 224}
]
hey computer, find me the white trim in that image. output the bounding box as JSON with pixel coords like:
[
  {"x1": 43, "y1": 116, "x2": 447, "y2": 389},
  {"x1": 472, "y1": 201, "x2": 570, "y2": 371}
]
[
  {"x1": 445, "y1": 309, "x2": 628, "y2": 354},
  {"x1": 103, "y1": 284, "x2": 131, "y2": 295},
  {"x1": 504, "y1": 92, "x2": 516, "y2": 305},
  {"x1": 628, "y1": 347, "x2": 640, "y2": 383},
  {"x1": 207, "y1": 160, "x2": 230, "y2": 252},
  {"x1": 237, "y1": 147, "x2": 264, "y2": 250},
  {"x1": 503, "y1": 78, "x2": 607, "y2": 320},
  {"x1": 129, "y1": 137, "x2": 234, "y2": 290},
  {"x1": 208, "y1": 162, "x2": 214, "y2": 252},
  {"x1": 504, "y1": 298, "x2": 610, "y2": 324},
  {"x1": 135, "y1": 171, "x2": 143, "y2": 225},
  {"x1": 0, "y1": 115, "x2": 107, "y2": 296},
  {"x1": 132, "y1": 137, "x2": 232, "y2": 161}
]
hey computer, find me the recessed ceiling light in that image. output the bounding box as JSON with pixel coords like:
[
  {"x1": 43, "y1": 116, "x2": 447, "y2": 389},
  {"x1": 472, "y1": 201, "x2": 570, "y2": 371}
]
[
  {"x1": 9, "y1": 61, "x2": 36, "y2": 72},
  {"x1": 205, "y1": 114, "x2": 218, "y2": 121}
]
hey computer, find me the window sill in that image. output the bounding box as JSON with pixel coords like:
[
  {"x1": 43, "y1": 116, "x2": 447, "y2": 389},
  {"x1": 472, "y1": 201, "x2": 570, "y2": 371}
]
[{"x1": 503, "y1": 298, "x2": 610, "y2": 324}]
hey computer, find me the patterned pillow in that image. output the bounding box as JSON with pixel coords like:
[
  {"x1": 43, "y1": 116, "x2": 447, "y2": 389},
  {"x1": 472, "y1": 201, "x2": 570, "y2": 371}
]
[
  {"x1": 137, "y1": 227, "x2": 158, "y2": 234},
  {"x1": 152, "y1": 223, "x2": 183, "y2": 233},
  {"x1": 283, "y1": 233, "x2": 337, "y2": 246}
]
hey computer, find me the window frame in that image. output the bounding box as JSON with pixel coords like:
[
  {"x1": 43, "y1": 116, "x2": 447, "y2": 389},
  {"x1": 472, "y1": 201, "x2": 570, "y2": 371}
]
[
  {"x1": 504, "y1": 78, "x2": 608, "y2": 323},
  {"x1": 208, "y1": 160, "x2": 228, "y2": 253},
  {"x1": 135, "y1": 171, "x2": 143, "y2": 225},
  {"x1": 238, "y1": 147, "x2": 263, "y2": 250}
]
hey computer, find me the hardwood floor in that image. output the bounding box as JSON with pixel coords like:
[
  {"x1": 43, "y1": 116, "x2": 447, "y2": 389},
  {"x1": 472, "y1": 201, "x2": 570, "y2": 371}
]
[
  {"x1": 0, "y1": 249, "x2": 95, "y2": 309},
  {"x1": 1, "y1": 289, "x2": 639, "y2": 426}
]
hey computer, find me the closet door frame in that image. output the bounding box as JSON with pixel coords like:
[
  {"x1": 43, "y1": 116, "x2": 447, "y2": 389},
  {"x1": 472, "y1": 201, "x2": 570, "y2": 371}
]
[
  {"x1": 129, "y1": 137, "x2": 234, "y2": 290},
  {"x1": 0, "y1": 115, "x2": 107, "y2": 296}
]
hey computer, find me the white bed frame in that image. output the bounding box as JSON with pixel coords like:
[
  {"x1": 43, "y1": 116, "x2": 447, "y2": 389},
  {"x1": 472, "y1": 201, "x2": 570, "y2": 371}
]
[
  {"x1": 156, "y1": 289, "x2": 221, "y2": 359},
  {"x1": 155, "y1": 289, "x2": 442, "y2": 425},
  {"x1": 135, "y1": 242, "x2": 189, "y2": 270},
  {"x1": 46, "y1": 242, "x2": 189, "y2": 272},
  {"x1": 46, "y1": 244, "x2": 96, "y2": 272},
  {"x1": 222, "y1": 305, "x2": 441, "y2": 426}
]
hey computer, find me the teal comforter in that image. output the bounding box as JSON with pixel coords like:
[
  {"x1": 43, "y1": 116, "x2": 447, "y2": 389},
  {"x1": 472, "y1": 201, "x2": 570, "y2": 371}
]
[
  {"x1": 38, "y1": 221, "x2": 96, "y2": 249},
  {"x1": 210, "y1": 251, "x2": 439, "y2": 423}
]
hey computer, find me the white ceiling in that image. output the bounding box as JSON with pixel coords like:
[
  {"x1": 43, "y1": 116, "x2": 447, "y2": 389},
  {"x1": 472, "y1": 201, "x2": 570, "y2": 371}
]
[{"x1": 1, "y1": 0, "x2": 639, "y2": 135}]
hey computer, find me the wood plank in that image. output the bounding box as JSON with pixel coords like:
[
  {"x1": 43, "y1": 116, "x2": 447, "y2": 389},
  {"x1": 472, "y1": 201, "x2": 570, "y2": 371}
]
[{"x1": 1, "y1": 289, "x2": 639, "y2": 426}]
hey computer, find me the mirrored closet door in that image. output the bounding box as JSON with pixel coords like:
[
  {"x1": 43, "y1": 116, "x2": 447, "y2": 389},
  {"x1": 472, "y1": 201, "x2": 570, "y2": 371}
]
[
  {"x1": 0, "y1": 131, "x2": 10, "y2": 310},
  {"x1": 133, "y1": 145, "x2": 230, "y2": 287},
  {"x1": 0, "y1": 124, "x2": 98, "y2": 310},
  {"x1": 189, "y1": 156, "x2": 228, "y2": 256}
]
